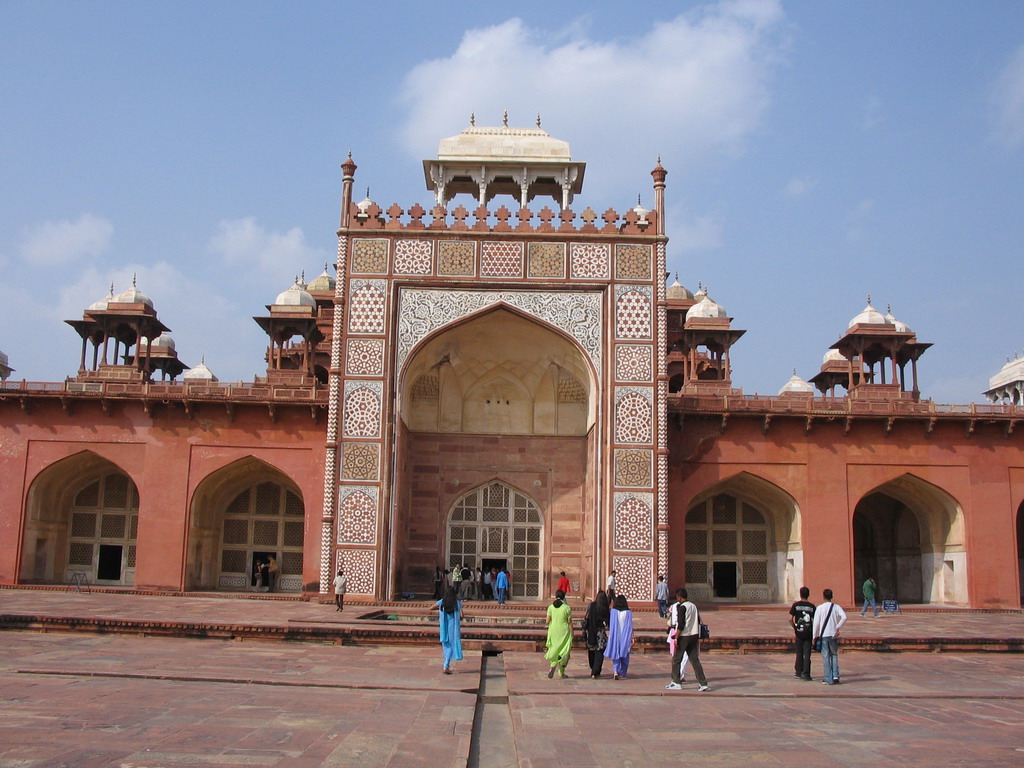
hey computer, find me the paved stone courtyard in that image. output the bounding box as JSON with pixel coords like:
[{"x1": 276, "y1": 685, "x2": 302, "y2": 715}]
[{"x1": 1, "y1": 590, "x2": 1023, "y2": 767}]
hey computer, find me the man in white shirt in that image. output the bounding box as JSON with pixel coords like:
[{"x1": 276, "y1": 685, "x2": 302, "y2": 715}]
[
  {"x1": 811, "y1": 588, "x2": 848, "y2": 685},
  {"x1": 606, "y1": 570, "x2": 616, "y2": 601},
  {"x1": 665, "y1": 588, "x2": 709, "y2": 692}
]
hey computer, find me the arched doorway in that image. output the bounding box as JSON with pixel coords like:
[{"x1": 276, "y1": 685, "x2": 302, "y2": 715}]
[
  {"x1": 21, "y1": 452, "x2": 138, "y2": 586},
  {"x1": 852, "y1": 475, "x2": 965, "y2": 605},
  {"x1": 394, "y1": 305, "x2": 596, "y2": 598},
  {"x1": 1016, "y1": 501, "x2": 1023, "y2": 606},
  {"x1": 188, "y1": 458, "x2": 305, "y2": 592},
  {"x1": 681, "y1": 473, "x2": 801, "y2": 603},
  {"x1": 447, "y1": 481, "x2": 544, "y2": 599}
]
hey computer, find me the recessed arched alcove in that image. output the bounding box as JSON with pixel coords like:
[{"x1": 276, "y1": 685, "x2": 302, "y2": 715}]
[
  {"x1": 392, "y1": 305, "x2": 598, "y2": 598},
  {"x1": 187, "y1": 457, "x2": 304, "y2": 592},
  {"x1": 853, "y1": 474, "x2": 965, "y2": 605},
  {"x1": 21, "y1": 451, "x2": 139, "y2": 586},
  {"x1": 682, "y1": 472, "x2": 801, "y2": 603}
]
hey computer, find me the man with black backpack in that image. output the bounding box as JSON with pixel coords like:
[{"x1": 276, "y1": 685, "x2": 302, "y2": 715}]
[
  {"x1": 789, "y1": 586, "x2": 815, "y2": 681},
  {"x1": 665, "y1": 588, "x2": 710, "y2": 692}
]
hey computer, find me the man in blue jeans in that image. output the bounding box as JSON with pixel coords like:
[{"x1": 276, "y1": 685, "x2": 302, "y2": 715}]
[
  {"x1": 812, "y1": 588, "x2": 847, "y2": 685},
  {"x1": 495, "y1": 568, "x2": 509, "y2": 605},
  {"x1": 861, "y1": 576, "x2": 879, "y2": 617}
]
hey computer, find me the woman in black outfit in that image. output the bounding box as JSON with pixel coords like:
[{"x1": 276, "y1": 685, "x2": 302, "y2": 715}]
[{"x1": 583, "y1": 590, "x2": 611, "y2": 678}]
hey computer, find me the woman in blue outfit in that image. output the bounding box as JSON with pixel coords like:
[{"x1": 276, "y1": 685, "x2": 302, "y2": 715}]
[
  {"x1": 432, "y1": 585, "x2": 464, "y2": 674},
  {"x1": 604, "y1": 593, "x2": 634, "y2": 679}
]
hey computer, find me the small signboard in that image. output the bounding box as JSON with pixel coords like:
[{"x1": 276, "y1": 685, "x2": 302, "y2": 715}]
[{"x1": 882, "y1": 599, "x2": 900, "y2": 613}]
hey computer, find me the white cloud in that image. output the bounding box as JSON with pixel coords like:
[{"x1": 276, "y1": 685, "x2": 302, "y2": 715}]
[
  {"x1": 668, "y1": 209, "x2": 725, "y2": 251},
  {"x1": 398, "y1": 2, "x2": 787, "y2": 202},
  {"x1": 784, "y1": 176, "x2": 815, "y2": 198},
  {"x1": 990, "y1": 43, "x2": 1024, "y2": 149},
  {"x1": 207, "y1": 217, "x2": 329, "y2": 284},
  {"x1": 846, "y1": 198, "x2": 874, "y2": 240},
  {"x1": 19, "y1": 213, "x2": 113, "y2": 265}
]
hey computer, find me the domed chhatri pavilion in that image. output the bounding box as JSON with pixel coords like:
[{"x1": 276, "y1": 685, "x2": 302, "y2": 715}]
[{"x1": 1, "y1": 119, "x2": 1022, "y2": 608}]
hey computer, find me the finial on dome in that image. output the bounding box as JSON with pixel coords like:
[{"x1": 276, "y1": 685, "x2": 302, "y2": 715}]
[
  {"x1": 866, "y1": 293, "x2": 872, "y2": 305},
  {"x1": 637, "y1": 193, "x2": 641, "y2": 205},
  {"x1": 300, "y1": 269, "x2": 306, "y2": 283},
  {"x1": 131, "y1": 273, "x2": 138, "y2": 288},
  {"x1": 674, "y1": 271, "x2": 679, "y2": 281},
  {"x1": 366, "y1": 187, "x2": 370, "y2": 199},
  {"x1": 109, "y1": 282, "x2": 114, "y2": 295},
  {"x1": 323, "y1": 261, "x2": 329, "y2": 273},
  {"x1": 347, "y1": 150, "x2": 352, "y2": 160},
  {"x1": 536, "y1": 114, "x2": 542, "y2": 128},
  {"x1": 793, "y1": 367, "x2": 798, "y2": 376},
  {"x1": 503, "y1": 109, "x2": 508, "y2": 127},
  {"x1": 658, "y1": 154, "x2": 662, "y2": 165},
  {"x1": 887, "y1": 303, "x2": 892, "y2": 313}
]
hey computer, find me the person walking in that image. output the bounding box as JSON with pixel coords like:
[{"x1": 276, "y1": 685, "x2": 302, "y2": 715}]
[
  {"x1": 483, "y1": 567, "x2": 493, "y2": 600},
  {"x1": 583, "y1": 590, "x2": 610, "y2": 678},
  {"x1": 433, "y1": 565, "x2": 444, "y2": 600},
  {"x1": 333, "y1": 568, "x2": 347, "y2": 612},
  {"x1": 460, "y1": 564, "x2": 473, "y2": 600},
  {"x1": 605, "y1": 570, "x2": 617, "y2": 603},
  {"x1": 495, "y1": 568, "x2": 509, "y2": 605},
  {"x1": 861, "y1": 576, "x2": 880, "y2": 617},
  {"x1": 544, "y1": 589, "x2": 573, "y2": 678},
  {"x1": 665, "y1": 588, "x2": 709, "y2": 692},
  {"x1": 655, "y1": 575, "x2": 670, "y2": 618},
  {"x1": 557, "y1": 571, "x2": 571, "y2": 597},
  {"x1": 604, "y1": 594, "x2": 634, "y2": 680},
  {"x1": 789, "y1": 586, "x2": 815, "y2": 680},
  {"x1": 451, "y1": 563, "x2": 463, "y2": 596},
  {"x1": 431, "y1": 586, "x2": 464, "y2": 674},
  {"x1": 267, "y1": 556, "x2": 280, "y2": 592},
  {"x1": 813, "y1": 588, "x2": 848, "y2": 685}
]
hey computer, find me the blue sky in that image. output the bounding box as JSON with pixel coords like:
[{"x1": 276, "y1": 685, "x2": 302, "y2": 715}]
[{"x1": 1, "y1": 1, "x2": 1022, "y2": 402}]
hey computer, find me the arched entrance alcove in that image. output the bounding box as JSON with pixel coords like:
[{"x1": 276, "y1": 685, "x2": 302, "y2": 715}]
[
  {"x1": 683, "y1": 472, "x2": 801, "y2": 603},
  {"x1": 852, "y1": 474, "x2": 965, "y2": 605},
  {"x1": 448, "y1": 480, "x2": 544, "y2": 599},
  {"x1": 21, "y1": 452, "x2": 139, "y2": 586},
  {"x1": 1018, "y1": 501, "x2": 1024, "y2": 606},
  {"x1": 394, "y1": 305, "x2": 597, "y2": 597},
  {"x1": 188, "y1": 457, "x2": 305, "y2": 592}
]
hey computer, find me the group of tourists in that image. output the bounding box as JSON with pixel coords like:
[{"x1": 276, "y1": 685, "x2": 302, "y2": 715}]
[
  {"x1": 431, "y1": 570, "x2": 878, "y2": 685},
  {"x1": 433, "y1": 564, "x2": 510, "y2": 604},
  {"x1": 789, "y1": 577, "x2": 877, "y2": 684}
]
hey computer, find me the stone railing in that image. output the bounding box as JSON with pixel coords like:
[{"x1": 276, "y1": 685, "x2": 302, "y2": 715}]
[
  {"x1": 344, "y1": 201, "x2": 658, "y2": 236},
  {"x1": 672, "y1": 392, "x2": 1020, "y2": 419},
  {"x1": 0, "y1": 379, "x2": 327, "y2": 404}
]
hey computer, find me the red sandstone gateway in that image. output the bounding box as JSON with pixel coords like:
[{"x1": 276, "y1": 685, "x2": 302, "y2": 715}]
[{"x1": 1, "y1": 119, "x2": 1022, "y2": 608}]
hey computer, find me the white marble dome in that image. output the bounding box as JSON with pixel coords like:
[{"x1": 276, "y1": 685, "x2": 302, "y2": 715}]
[
  {"x1": 686, "y1": 293, "x2": 727, "y2": 320},
  {"x1": 88, "y1": 284, "x2": 115, "y2": 311},
  {"x1": 306, "y1": 265, "x2": 336, "y2": 292},
  {"x1": 823, "y1": 348, "x2": 846, "y2": 364},
  {"x1": 183, "y1": 359, "x2": 218, "y2": 381},
  {"x1": 140, "y1": 333, "x2": 175, "y2": 351},
  {"x1": 274, "y1": 281, "x2": 315, "y2": 307},
  {"x1": 112, "y1": 277, "x2": 153, "y2": 308},
  {"x1": 885, "y1": 307, "x2": 911, "y2": 332},
  {"x1": 848, "y1": 300, "x2": 885, "y2": 328},
  {"x1": 779, "y1": 371, "x2": 814, "y2": 395},
  {"x1": 666, "y1": 277, "x2": 694, "y2": 300}
]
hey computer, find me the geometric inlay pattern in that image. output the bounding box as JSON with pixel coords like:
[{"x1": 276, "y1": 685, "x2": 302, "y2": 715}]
[
  {"x1": 396, "y1": 288, "x2": 603, "y2": 372},
  {"x1": 351, "y1": 239, "x2": 388, "y2": 274},
  {"x1": 336, "y1": 548, "x2": 376, "y2": 594},
  {"x1": 614, "y1": 448, "x2": 653, "y2": 487},
  {"x1": 615, "y1": 244, "x2": 652, "y2": 281},
  {"x1": 615, "y1": 344, "x2": 653, "y2": 382},
  {"x1": 612, "y1": 554, "x2": 654, "y2": 601},
  {"x1": 528, "y1": 242, "x2": 565, "y2": 278},
  {"x1": 341, "y1": 443, "x2": 379, "y2": 481},
  {"x1": 342, "y1": 382, "x2": 382, "y2": 438},
  {"x1": 345, "y1": 338, "x2": 385, "y2": 376},
  {"x1": 438, "y1": 241, "x2": 475, "y2": 276},
  {"x1": 570, "y1": 242, "x2": 610, "y2": 279},
  {"x1": 349, "y1": 280, "x2": 387, "y2": 334},
  {"x1": 481, "y1": 241, "x2": 524, "y2": 277},
  {"x1": 394, "y1": 239, "x2": 433, "y2": 275},
  {"x1": 615, "y1": 387, "x2": 653, "y2": 443},
  {"x1": 613, "y1": 493, "x2": 654, "y2": 551},
  {"x1": 337, "y1": 486, "x2": 378, "y2": 544},
  {"x1": 615, "y1": 285, "x2": 652, "y2": 339}
]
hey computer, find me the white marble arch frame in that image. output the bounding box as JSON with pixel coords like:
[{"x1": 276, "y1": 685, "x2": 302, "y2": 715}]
[{"x1": 395, "y1": 288, "x2": 604, "y2": 376}]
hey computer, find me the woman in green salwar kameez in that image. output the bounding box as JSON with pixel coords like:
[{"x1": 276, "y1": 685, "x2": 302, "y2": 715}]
[{"x1": 544, "y1": 589, "x2": 573, "y2": 678}]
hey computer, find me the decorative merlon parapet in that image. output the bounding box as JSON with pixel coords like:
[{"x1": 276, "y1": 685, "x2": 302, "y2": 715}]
[{"x1": 342, "y1": 201, "x2": 658, "y2": 237}]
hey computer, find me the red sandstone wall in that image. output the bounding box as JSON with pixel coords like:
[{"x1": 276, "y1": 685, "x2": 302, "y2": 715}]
[
  {"x1": 0, "y1": 399, "x2": 326, "y2": 590},
  {"x1": 398, "y1": 431, "x2": 589, "y2": 595},
  {"x1": 668, "y1": 416, "x2": 1024, "y2": 608}
]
